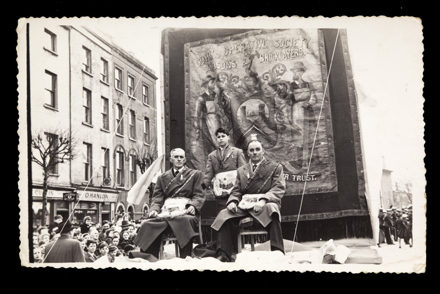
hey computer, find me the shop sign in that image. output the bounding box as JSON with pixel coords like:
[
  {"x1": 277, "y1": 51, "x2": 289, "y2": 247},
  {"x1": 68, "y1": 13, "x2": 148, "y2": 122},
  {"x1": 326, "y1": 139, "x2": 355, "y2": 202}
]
[
  {"x1": 79, "y1": 191, "x2": 118, "y2": 202},
  {"x1": 32, "y1": 189, "x2": 64, "y2": 199}
]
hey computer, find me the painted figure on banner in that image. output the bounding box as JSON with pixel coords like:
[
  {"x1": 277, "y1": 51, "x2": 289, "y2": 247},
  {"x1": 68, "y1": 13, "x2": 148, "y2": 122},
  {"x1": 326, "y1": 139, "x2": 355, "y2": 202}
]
[{"x1": 186, "y1": 29, "x2": 337, "y2": 195}]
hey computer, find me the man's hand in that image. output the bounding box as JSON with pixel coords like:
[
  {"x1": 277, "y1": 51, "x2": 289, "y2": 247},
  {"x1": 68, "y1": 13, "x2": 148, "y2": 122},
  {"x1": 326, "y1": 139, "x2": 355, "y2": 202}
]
[
  {"x1": 227, "y1": 202, "x2": 238, "y2": 213},
  {"x1": 253, "y1": 199, "x2": 267, "y2": 212},
  {"x1": 148, "y1": 210, "x2": 158, "y2": 218},
  {"x1": 187, "y1": 205, "x2": 196, "y2": 215}
]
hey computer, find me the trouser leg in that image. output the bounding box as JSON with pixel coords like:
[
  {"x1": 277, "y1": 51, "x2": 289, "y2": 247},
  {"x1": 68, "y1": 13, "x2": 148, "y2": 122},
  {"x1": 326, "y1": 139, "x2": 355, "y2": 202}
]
[
  {"x1": 140, "y1": 231, "x2": 163, "y2": 259},
  {"x1": 216, "y1": 218, "x2": 241, "y2": 260},
  {"x1": 384, "y1": 227, "x2": 393, "y2": 244},
  {"x1": 179, "y1": 237, "x2": 193, "y2": 258},
  {"x1": 267, "y1": 215, "x2": 284, "y2": 254}
]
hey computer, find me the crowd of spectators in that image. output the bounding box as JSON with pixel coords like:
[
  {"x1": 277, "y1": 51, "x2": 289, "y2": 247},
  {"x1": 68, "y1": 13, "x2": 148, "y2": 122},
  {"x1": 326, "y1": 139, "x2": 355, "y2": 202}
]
[
  {"x1": 378, "y1": 205, "x2": 413, "y2": 248},
  {"x1": 32, "y1": 213, "x2": 143, "y2": 263}
]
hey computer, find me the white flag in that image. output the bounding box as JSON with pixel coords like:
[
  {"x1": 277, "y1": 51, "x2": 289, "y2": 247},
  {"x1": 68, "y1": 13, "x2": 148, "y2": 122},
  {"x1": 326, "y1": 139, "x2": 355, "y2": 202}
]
[{"x1": 127, "y1": 154, "x2": 164, "y2": 205}]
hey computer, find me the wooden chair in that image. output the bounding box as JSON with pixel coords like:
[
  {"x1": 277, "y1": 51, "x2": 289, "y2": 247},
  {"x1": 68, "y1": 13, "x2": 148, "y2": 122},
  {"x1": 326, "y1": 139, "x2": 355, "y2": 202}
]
[
  {"x1": 237, "y1": 217, "x2": 268, "y2": 253},
  {"x1": 158, "y1": 214, "x2": 203, "y2": 260}
]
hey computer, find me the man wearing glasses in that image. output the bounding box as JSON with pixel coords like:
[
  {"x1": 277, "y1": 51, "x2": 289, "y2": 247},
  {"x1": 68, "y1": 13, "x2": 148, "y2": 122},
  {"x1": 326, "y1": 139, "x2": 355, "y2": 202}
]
[
  {"x1": 133, "y1": 148, "x2": 205, "y2": 260},
  {"x1": 204, "y1": 128, "x2": 246, "y2": 213},
  {"x1": 211, "y1": 135, "x2": 286, "y2": 262}
]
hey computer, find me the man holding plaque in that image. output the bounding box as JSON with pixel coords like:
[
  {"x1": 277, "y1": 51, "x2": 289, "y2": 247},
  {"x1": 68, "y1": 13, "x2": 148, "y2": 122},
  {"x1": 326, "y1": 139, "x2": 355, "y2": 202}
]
[
  {"x1": 211, "y1": 135, "x2": 286, "y2": 262},
  {"x1": 133, "y1": 148, "x2": 205, "y2": 259},
  {"x1": 204, "y1": 128, "x2": 246, "y2": 213}
]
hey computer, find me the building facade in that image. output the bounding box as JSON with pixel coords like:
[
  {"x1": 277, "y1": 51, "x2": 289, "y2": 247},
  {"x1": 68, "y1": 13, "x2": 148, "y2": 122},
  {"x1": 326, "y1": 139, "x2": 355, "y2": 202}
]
[{"x1": 29, "y1": 24, "x2": 157, "y2": 228}]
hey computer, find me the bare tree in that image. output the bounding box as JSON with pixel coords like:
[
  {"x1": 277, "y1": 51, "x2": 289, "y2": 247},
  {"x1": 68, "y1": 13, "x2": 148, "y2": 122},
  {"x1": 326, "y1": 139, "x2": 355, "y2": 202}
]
[
  {"x1": 134, "y1": 136, "x2": 158, "y2": 174},
  {"x1": 31, "y1": 129, "x2": 76, "y2": 226}
]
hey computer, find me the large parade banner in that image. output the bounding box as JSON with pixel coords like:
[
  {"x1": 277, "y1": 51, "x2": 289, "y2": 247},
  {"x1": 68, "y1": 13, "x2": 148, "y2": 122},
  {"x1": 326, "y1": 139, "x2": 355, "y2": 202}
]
[{"x1": 184, "y1": 29, "x2": 338, "y2": 196}]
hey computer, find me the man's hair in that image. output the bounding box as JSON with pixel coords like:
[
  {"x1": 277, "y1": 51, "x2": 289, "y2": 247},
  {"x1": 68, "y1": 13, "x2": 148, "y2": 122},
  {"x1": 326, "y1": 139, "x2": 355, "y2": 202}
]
[
  {"x1": 86, "y1": 239, "x2": 97, "y2": 247},
  {"x1": 54, "y1": 215, "x2": 63, "y2": 220},
  {"x1": 170, "y1": 148, "x2": 185, "y2": 157},
  {"x1": 246, "y1": 139, "x2": 263, "y2": 151},
  {"x1": 83, "y1": 216, "x2": 92, "y2": 222},
  {"x1": 215, "y1": 128, "x2": 229, "y2": 137}
]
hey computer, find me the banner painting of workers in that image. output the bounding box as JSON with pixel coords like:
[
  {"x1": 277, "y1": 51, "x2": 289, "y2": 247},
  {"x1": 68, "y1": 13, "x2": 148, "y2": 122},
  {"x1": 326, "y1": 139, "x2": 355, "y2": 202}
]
[{"x1": 184, "y1": 29, "x2": 337, "y2": 195}]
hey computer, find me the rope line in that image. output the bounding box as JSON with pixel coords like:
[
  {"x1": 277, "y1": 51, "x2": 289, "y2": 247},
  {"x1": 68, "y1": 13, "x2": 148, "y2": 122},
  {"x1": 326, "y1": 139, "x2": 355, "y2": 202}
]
[
  {"x1": 290, "y1": 29, "x2": 340, "y2": 253},
  {"x1": 42, "y1": 65, "x2": 146, "y2": 262}
]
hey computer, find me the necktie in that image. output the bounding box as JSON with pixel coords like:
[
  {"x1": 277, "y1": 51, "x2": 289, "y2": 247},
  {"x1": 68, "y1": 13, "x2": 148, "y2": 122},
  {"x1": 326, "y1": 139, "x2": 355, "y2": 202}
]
[
  {"x1": 174, "y1": 169, "x2": 179, "y2": 177},
  {"x1": 253, "y1": 164, "x2": 257, "y2": 172}
]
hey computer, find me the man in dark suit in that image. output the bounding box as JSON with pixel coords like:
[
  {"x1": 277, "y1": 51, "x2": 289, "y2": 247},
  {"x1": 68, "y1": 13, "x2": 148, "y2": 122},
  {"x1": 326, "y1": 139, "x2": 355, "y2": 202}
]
[
  {"x1": 211, "y1": 136, "x2": 286, "y2": 262},
  {"x1": 204, "y1": 127, "x2": 246, "y2": 213},
  {"x1": 43, "y1": 220, "x2": 85, "y2": 263},
  {"x1": 133, "y1": 148, "x2": 206, "y2": 259}
]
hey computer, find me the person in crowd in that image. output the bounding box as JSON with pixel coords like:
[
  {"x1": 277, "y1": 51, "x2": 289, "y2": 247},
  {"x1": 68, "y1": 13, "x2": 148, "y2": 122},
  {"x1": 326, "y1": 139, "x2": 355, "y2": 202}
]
[
  {"x1": 82, "y1": 233, "x2": 90, "y2": 241},
  {"x1": 107, "y1": 245, "x2": 120, "y2": 263},
  {"x1": 124, "y1": 244, "x2": 135, "y2": 257},
  {"x1": 39, "y1": 232, "x2": 51, "y2": 245},
  {"x1": 119, "y1": 229, "x2": 134, "y2": 250},
  {"x1": 89, "y1": 227, "x2": 100, "y2": 242},
  {"x1": 84, "y1": 239, "x2": 98, "y2": 262},
  {"x1": 380, "y1": 209, "x2": 395, "y2": 245},
  {"x1": 395, "y1": 213, "x2": 413, "y2": 248},
  {"x1": 111, "y1": 236, "x2": 120, "y2": 247},
  {"x1": 204, "y1": 127, "x2": 246, "y2": 213},
  {"x1": 96, "y1": 242, "x2": 109, "y2": 260},
  {"x1": 80, "y1": 216, "x2": 93, "y2": 234},
  {"x1": 37, "y1": 226, "x2": 49, "y2": 236},
  {"x1": 43, "y1": 220, "x2": 85, "y2": 263},
  {"x1": 99, "y1": 221, "x2": 110, "y2": 242},
  {"x1": 133, "y1": 148, "x2": 206, "y2": 259},
  {"x1": 127, "y1": 223, "x2": 137, "y2": 241},
  {"x1": 32, "y1": 232, "x2": 39, "y2": 248},
  {"x1": 33, "y1": 247, "x2": 44, "y2": 263},
  {"x1": 77, "y1": 237, "x2": 86, "y2": 252},
  {"x1": 211, "y1": 136, "x2": 286, "y2": 262},
  {"x1": 48, "y1": 215, "x2": 63, "y2": 238}
]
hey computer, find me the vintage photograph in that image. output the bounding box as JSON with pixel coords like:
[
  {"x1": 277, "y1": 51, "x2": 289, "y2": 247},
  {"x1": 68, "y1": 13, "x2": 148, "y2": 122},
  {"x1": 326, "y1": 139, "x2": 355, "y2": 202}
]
[{"x1": 17, "y1": 16, "x2": 425, "y2": 273}]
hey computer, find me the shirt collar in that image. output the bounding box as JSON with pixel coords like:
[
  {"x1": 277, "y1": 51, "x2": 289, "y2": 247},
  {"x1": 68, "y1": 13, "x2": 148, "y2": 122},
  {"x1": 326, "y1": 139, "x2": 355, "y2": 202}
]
[{"x1": 249, "y1": 157, "x2": 265, "y2": 168}]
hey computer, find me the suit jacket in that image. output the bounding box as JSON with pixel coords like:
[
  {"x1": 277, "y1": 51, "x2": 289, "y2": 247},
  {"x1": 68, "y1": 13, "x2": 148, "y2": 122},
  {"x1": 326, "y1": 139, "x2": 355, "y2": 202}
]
[
  {"x1": 84, "y1": 251, "x2": 97, "y2": 263},
  {"x1": 43, "y1": 235, "x2": 85, "y2": 263},
  {"x1": 150, "y1": 166, "x2": 205, "y2": 213},
  {"x1": 211, "y1": 158, "x2": 286, "y2": 230},
  {"x1": 204, "y1": 145, "x2": 246, "y2": 187}
]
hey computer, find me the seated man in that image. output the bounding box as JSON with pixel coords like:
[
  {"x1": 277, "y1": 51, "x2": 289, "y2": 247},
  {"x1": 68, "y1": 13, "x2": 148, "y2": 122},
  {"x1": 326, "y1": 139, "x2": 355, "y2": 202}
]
[
  {"x1": 133, "y1": 148, "x2": 205, "y2": 259},
  {"x1": 211, "y1": 136, "x2": 286, "y2": 262}
]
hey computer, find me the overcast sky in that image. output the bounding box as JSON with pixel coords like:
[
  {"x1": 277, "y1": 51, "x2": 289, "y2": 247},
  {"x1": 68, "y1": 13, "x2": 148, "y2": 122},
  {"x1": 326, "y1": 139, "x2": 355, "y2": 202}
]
[{"x1": 37, "y1": 17, "x2": 424, "y2": 187}]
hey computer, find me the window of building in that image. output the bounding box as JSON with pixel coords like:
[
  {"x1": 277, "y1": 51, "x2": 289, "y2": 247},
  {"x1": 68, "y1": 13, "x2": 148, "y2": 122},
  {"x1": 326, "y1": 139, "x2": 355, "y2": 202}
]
[
  {"x1": 83, "y1": 88, "x2": 92, "y2": 125},
  {"x1": 101, "y1": 147, "x2": 110, "y2": 180},
  {"x1": 129, "y1": 110, "x2": 136, "y2": 139},
  {"x1": 101, "y1": 97, "x2": 109, "y2": 131},
  {"x1": 129, "y1": 154, "x2": 137, "y2": 187},
  {"x1": 45, "y1": 132, "x2": 59, "y2": 175},
  {"x1": 83, "y1": 143, "x2": 92, "y2": 182},
  {"x1": 116, "y1": 104, "x2": 124, "y2": 135},
  {"x1": 82, "y1": 46, "x2": 92, "y2": 73},
  {"x1": 101, "y1": 58, "x2": 109, "y2": 83},
  {"x1": 115, "y1": 67, "x2": 122, "y2": 90},
  {"x1": 143, "y1": 117, "x2": 150, "y2": 143},
  {"x1": 116, "y1": 148, "x2": 124, "y2": 186},
  {"x1": 44, "y1": 70, "x2": 57, "y2": 108},
  {"x1": 44, "y1": 28, "x2": 56, "y2": 52},
  {"x1": 128, "y1": 75, "x2": 135, "y2": 97},
  {"x1": 142, "y1": 84, "x2": 149, "y2": 105}
]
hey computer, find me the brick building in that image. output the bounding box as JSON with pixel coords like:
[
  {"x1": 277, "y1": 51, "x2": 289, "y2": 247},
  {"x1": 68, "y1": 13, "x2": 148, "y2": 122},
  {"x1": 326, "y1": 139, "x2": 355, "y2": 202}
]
[{"x1": 28, "y1": 24, "x2": 158, "y2": 228}]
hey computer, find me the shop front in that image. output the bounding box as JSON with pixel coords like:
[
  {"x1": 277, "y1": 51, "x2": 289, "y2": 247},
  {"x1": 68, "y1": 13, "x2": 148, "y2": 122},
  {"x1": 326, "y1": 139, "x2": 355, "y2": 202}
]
[
  {"x1": 32, "y1": 188, "x2": 73, "y2": 229},
  {"x1": 75, "y1": 191, "x2": 118, "y2": 225}
]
